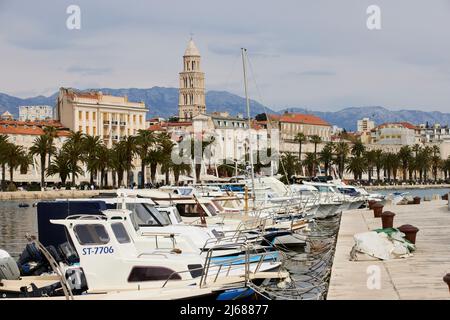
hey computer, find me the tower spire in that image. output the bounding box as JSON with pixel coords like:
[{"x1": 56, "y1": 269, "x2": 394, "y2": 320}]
[{"x1": 178, "y1": 38, "x2": 206, "y2": 121}]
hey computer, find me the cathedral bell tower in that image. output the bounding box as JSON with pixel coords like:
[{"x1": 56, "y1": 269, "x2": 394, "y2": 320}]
[{"x1": 178, "y1": 38, "x2": 206, "y2": 121}]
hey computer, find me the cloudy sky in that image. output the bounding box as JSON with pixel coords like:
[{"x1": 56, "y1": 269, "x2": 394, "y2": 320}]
[{"x1": 1, "y1": 0, "x2": 450, "y2": 112}]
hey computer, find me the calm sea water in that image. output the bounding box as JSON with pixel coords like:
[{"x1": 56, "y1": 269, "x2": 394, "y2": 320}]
[
  {"x1": 0, "y1": 200, "x2": 38, "y2": 258},
  {"x1": 375, "y1": 188, "x2": 450, "y2": 198},
  {"x1": 1, "y1": 187, "x2": 449, "y2": 258}
]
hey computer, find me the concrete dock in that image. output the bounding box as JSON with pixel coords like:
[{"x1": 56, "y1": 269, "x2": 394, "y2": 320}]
[{"x1": 328, "y1": 200, "x2": 450, "y2": 299}]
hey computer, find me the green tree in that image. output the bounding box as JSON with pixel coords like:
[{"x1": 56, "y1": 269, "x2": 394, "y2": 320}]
[
  {"x1": 373, "y1": 149, "x2": 384, "y2": 182},
  {"x1": 63, "y1": 131, "x2": 85, "y2": 186},
  {"x1": 346, "y1": 156, "x2": 366, "y2": 180},
  {"x1": 135, "y1": 130, "x2": 156, "y2": 188},
  {"x1": 29, "y1": 135, "x2": 56, "y2": 190},
  {"x1": 319, "y1": 142, "x2": 334, "y2": 176},
  {"x1": 46, "y1": 150, "x2": 73, "y2": 186},
  {"x1": 294, "y1": 132, "x2": 307, "y2": 174},
  {"x1": 0, "y1": 134, "x2": 9, "y2": 191},
  {"x1": 83, "y1": 135, "x2": 104, "y2": 186},
  {"x1": 309, "y1": 135, "x2": 322, "y2": 176},
  {"x1": 334, "y1": 142, "x2": 350, "y2": 179},
  {"x1": 280, "y1": 152, "x2": 298, "y2": 183},
  {"x1": 398, "y1": 145, "x2": 412, "y2": 182},
  {"x1": 5, "y1": 144, "x2": 30, "y2": 189}
]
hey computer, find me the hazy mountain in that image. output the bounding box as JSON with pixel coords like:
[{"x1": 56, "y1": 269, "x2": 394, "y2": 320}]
[
  {"x1": 1, "y1": 88, "x2": 450, "y2": 130},
  {"x1": 279, "y1": 106, "x2": 450, "y2": 130},
  {"x1": 0, "y1": 87, "x2": 274, "y2": 119}
]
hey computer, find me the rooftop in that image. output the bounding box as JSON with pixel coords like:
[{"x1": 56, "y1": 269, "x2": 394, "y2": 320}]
[{"x1": 270, "y1": 112, "x2": 331, "y2": 126}]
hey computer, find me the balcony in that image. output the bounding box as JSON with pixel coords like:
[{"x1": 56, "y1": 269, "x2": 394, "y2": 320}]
[
  {"x1": 103, "y1": 120, "x2": 110, "y2": 125},
  {"x1": 112, "y1": 135, "x2": 119, "y2": 140},
  {"x1": 120, "y1": 121, "x2": 127, "y2": 126},
  {"x1": 103, "y1": 135, "x2": 110, "y2": 139},
  {"x1": 111, "y1": 121, "x2": 119, "y2": 126}
]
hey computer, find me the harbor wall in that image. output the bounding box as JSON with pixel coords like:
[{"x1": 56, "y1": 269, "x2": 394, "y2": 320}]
[{"x1": 0, "y1": 189, "x2": 112, "y2": 200}]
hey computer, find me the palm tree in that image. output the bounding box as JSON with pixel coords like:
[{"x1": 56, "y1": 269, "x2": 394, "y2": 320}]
[
  {"x1": 83, "y1": 135, "x2": 104, "y2": 185},
  {"x1": 431, "y1": 155, "x2": 442, "y2": 182},
  {"x1": 309, "y1": 135, "x2": 322, "y2": 176},
  {"x1": 169, "y1": 143, "x2": 191, "y2": 185},
  {"x1": 319, "y1": 142, "x2": 334, "y2": 176},
  {"x1": 303, "y1": 152, "x2": 316, "y2": 177},
  {"x1": 110, "y1": 143, "x2": 127, "y2": 187},
  {"x1": 351, "y1": 141, "x2": 366, "y2": 158},
  {"x1": 442, "y1": 156, "x2": 450, "y2": 180},
  {"x1": 160, "y1": 134, "x2": 175, "y2": 185},
  {"x1": 294, "y1": 133, "x2": 307, "y2": 174},
  {"x1": 43, "y1": 126, "x2": 58, "y2": 167},
  {"x1": 334, "y1": 142, "x2": 350, "y2": 179},
  {"x1": 63, "y1": 131, "x2": 85, "y2": 186},
  {"x1": 373, "y1": 150, "x2": 384, "y2": 182},
  {"x1": 383, "y1": 153, "x2": 400, "y2": 183},
  {"x1": 0, "y1": 134, "x2": 9, "y2": 191},
  {"x1": 95, "y1": 145, "x2": 111, "y2": 188},
  {"x1": 364, "y1": 150, "x2": 377, "y2": 183},
  {"x1": 346, "y1": 156, "x2": 366, "y2": 180},
  {"x1": 411, "y1": 144, "x2": 421, "y2": 180},
  {"x1": 119, "y1": 136, "x2": 138, "y2": 187},
  {"x1": 29, "y1": 135, "x2": 56, "y2": 190},
  {"x1": 190, "y1": 134, "x2": 215, "y2": 183},
  {"x1": 135, "y1": 130, "x2": 156, "y2": 188},
  {"x1": 5, "y1": 144, "x2": 30, "y2": 189},
  {"x1": 280, "y1": 152, "x2": 298, "y2": 183},
  {"x1": 398, "y1": 146, "x2": 412, "y2": 182},
  {"x1": 47, "y1": 150, "x2": 73, "y2": 186}
]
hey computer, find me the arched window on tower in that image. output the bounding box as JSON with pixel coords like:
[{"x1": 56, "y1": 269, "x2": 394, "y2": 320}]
[
  {"x1": 192, "y1": 61, "x2": 195, "y2": 70},
  {"x1": 190, "y1": 112, "x2": 193, "y2": 119},
  {"x1": 184, "y1": 112, "x2": 188, "y2": 119}
]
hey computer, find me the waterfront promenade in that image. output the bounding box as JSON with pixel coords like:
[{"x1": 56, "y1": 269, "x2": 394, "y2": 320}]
[
  {"x1": 328, "y1": 200, "x2": 450, "y2": 299},
  {"x1": 0, "y1": 189, "x2": 108, "y2": 200},
  {"x1": 365, "y1": 184, "x2": 450, "y2": 191}
]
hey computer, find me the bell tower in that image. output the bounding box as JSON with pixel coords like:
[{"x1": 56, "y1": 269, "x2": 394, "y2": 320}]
[{"x1": 178, "y1": 38, "x2": 206, "y2": 121}]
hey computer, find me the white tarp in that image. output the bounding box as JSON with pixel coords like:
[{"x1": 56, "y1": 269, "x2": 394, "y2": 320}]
[{"x1": 351, "y1": 230, "x2": 415, "y2": 261}]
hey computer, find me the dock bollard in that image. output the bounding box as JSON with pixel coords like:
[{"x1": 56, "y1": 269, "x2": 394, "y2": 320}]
[
  {"x1": 372, "y1": 202, "x2": 384, "y2": 218},
  {"x1": 368, "y1": 200, "x2": 376, "y2": 210},
  {"x1": 381, "y1": 211, "x2": 396, "y2": 229},
  {"x1": 443, "y1": 274, "x2": 450, "y2": 293},
  {"x1": 413, "y1": 196, "x2": 421, "y2": 205},
  {"x1": 398, "y1": 224, "x2": 419, "y2": 244}
]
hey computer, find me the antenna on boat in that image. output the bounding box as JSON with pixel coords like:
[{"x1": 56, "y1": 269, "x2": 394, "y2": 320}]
[{"x1": 241, "y1": 48, "x2": 256, "y2": 209}]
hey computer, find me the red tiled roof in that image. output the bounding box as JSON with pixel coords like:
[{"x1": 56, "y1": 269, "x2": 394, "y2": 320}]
[
  {"x1": 269, "y1": 113, "x2": 330, "y2": 126},
  {"x1": 377, "y1": 122, "x2": 418, "y2": 130},
  {"x1": 163, "y1": 122, "x2": 192, "y2": 127},
  {"x1": 0, "y1": 120, "x2": 70, "y2": 136},
  {"x1": 147, "y1": 124, "x2": 166, "y2": 132}
]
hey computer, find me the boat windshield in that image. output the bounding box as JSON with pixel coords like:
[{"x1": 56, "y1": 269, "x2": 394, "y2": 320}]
[{"x1": 126, "y1": 203, "x2": 171, "y2": 229}]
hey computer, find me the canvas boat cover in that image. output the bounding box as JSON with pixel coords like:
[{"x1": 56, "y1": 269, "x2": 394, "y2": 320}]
[{"x1": 350, "y1": 228, "x2": 415, "y2": 261}]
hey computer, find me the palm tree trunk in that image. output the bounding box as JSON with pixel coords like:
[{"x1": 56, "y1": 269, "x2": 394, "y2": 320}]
[
  {"x1": 299, "y1": 143, "x2": 303, "y2": 175},
  {"x1": 9, "y1": 167, "x2": 14, "y2": 185},
  {"x1": 140, "y1": 161, "x2": 146, "y2": 188},
  {"x1": 40, "y1": 155, "x2": 46, "y2": 190},
  {"x1": 150, "y1": 163, "x2": 157, "y2": 184},
  {"x1": 165, "y1": 171, "x2": 170, "y2": 185},
  {"x1": 2, "y1": 163, "x2": 6, "y2": 191},
  {"x1": 195, "y1": 164, "x2": 201, "y2": 182}
]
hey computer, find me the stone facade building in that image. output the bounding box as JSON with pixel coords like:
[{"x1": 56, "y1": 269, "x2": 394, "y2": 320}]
[
  {"x1": 178, "y1": 39, "x2": 206, "y2": 121},
  {"x1": 56, "y1": 88, "x2": 148, "y2": 148}
]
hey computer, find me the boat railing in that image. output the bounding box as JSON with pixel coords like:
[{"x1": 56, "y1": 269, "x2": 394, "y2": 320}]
[
  {"x1": 139, "y1": 232, "x2": 177, "y2": 249},
  {"x1": 201, "y1": 234, "x2": 249, "y2": 252}
]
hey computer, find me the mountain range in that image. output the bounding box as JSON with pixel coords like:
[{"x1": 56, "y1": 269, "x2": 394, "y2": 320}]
[{"x1": 1, "y1": 87, "x2": 449, "y2": 131}]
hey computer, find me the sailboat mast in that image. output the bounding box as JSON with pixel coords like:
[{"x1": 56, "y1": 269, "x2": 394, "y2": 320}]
[{"x1": 241, "y1": 48, "x2": 256, "y2": 207}]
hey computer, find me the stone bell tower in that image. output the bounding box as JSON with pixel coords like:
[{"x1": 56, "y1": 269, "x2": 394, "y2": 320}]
[{"x1": 178, "y1": 38, "x2": 206, "y2": 121}]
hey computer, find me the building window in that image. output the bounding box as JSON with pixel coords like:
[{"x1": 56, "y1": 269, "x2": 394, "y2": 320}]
[
  {"x1": 139, "y1": 115, "x2": 143, "y2": 124},
  {"x1": 93, "y1": 127, "x2": 97, "y2": 135},
  {"x1": 86, "y1": 112, "x2": 89, "y2": 121},
  {"x1": 93, "y1": 112, "x2": 96, "y2": 121},
  {"x1": 133, "y1": 115, "x2": 136, "y2": 123},
  {"x1": 78, "y1": 111, "x2": 82, "y2": 121},
  {"x1": 79, "y1": 126, "x2": 83, "y2": 132}
]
